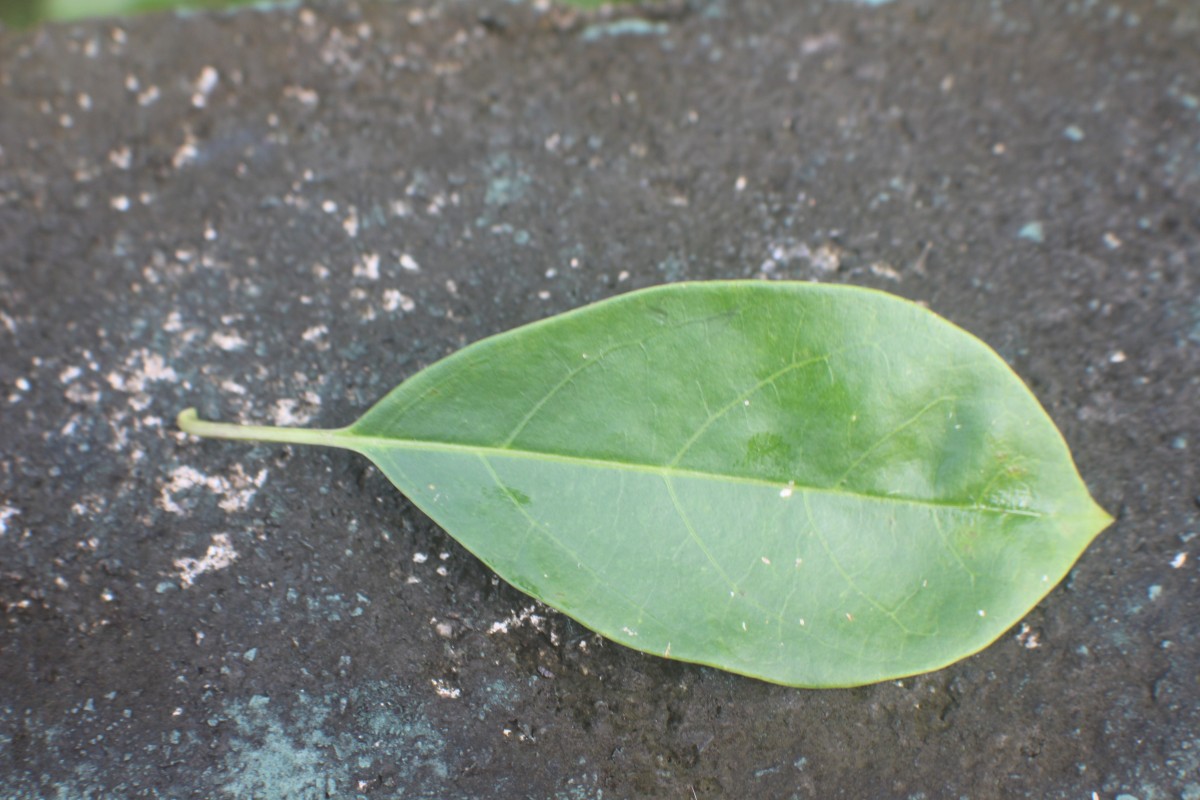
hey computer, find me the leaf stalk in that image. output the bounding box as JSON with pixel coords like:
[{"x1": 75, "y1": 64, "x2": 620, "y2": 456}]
[{"x1": 176, "y1": 408, "x2": 351, "y2": 449}]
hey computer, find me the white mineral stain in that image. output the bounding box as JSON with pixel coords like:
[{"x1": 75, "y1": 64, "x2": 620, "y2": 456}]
[
  {"x1": 271, "y1": 396, "x2": 319, "y2": 426},
  {"x1": 159, "y1": 464, "x2": 268, "y2": 514},
  {"x1": 107, "y1": 350, "x2": 178, "y2": 395},
  {"x1": 174, "y1": 532, "x2": 238, "y2": 587},
  {"x1": 488, "y1": 605, "x2": 547, "y2": 636}
]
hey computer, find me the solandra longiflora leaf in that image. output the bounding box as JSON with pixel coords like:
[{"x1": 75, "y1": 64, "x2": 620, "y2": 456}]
[{"x1": 177, "y1": 281, "x2": 1112, "y2": 688}]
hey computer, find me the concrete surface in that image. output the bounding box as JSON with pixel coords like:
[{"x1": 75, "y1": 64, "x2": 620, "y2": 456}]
[{"x1": 1, "y1": 0, "x2": 1198, "y2": 797}]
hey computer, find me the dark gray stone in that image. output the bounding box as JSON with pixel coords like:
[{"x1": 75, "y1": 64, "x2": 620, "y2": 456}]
[{"x1": 1, "y1": 0, "x2": 1197, "y2": 797}]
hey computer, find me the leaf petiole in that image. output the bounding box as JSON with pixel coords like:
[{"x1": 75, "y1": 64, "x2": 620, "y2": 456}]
[{"x1": 176, "y1": 408, "x2": 352, "y2": 450}]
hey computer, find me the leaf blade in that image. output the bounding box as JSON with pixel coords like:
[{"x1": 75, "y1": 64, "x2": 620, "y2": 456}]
[{"x1": 183, "y1": 281, "x2": 1112, "y2": 686}]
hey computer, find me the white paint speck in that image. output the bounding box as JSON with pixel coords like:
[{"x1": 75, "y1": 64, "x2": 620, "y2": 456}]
[
  {"x1": 0, "y1": 505, "x2": 19, "y2": 536},
  {"x1": 60, "y1": 366, "x2": 82, "y2": 384},
  {"x1": 283, "y1": 85, "x2": 319, "y2": 106},
  {"x1": 1103, "y1": 231, "x2": 1122, "y2": 250},
  {"x1": 1171, "y1": 552, "x2": 1187, "y2": 569},
  {"x1": 399, "y1": 253, "x2": 420, "y2": 272},
  {"x1": 111, "y1": 195, "x2": 130, "y2": 211},
  {"x1": 622, "y1": 626, "x2": 639, "y2": 637},
  {"x1": 761, "y1": 557, "x2": 771, "y2": 565},
  {"x1": 108, "y1": 147, "x2": 132, "y2": 169},
  {"x1": 382, "y1": 289, "x2": 415, "y2": 313},
  {"x1": 1109, "y1": 350, "x2": 1127, "y2": 364},
  {"x1": 174, "y1": 532, "x2": 238, "y2": 587},
  {"x1": 354, "y1": 252, "x2": 380, "y2": 280},
  {"x1": 978, "y1": 609, "x2": 986, "y2": 617},
  {"x1": 192, "y1": 66, "x2": 219, "y2": 108},
  {"x1": 412, "y1": 552, "x2": 428, "y2": 564},
  {"x1": 172, "y1": 135, "x2": 197, "y2": 169},
  {"x1": 779, "y1": 484, "x2": 794, "y2": 499},
  {"x1": 735, "y1": 175, "x2": 747, "y2": 192},
  {"x1": 210, "y1": 331, "x2": 248, "y2": 352},
  {"x1": 869, "y1": 262, "x2": 902, "y2": 281}
]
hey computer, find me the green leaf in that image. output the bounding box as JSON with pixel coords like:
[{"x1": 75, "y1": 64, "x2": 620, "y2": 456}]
[{"x1": 178, "y1": 281, "x2": 1111, "y2": 687}]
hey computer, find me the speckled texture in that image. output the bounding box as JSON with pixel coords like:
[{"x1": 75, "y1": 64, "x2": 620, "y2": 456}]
[{"x1": 0, "y1": 0, "x2": 1197, "y2": 797}]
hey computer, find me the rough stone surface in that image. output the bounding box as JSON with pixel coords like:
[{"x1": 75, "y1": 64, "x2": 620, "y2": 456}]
[{"x1": 1, "y1": 0, "x2": 1198, "y2": 797}]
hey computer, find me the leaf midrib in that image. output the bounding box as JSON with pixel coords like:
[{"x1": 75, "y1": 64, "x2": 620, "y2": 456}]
[{"x1": 341, "y1": 430, "x2": 1046, "y2": 519}]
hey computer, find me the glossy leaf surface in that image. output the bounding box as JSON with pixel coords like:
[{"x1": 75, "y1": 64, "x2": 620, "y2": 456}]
[{"x1": 179, "y1": 281, "x2": 1111, "y2": 687}]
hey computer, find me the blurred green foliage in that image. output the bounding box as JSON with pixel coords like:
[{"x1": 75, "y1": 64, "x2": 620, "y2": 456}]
[
  {"x1": 1, "y1": 0, "x2": 246, "y2": 25},
  {"x1": 0, "y1": 0, "x2": 617, "y2": 27}
]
